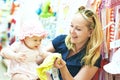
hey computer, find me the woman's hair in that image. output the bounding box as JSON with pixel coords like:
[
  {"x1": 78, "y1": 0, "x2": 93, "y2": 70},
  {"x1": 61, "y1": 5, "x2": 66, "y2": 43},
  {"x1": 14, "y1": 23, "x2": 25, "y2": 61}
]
[{"x1": 65, "y1": 6, "x2": 103, "y2": 66}]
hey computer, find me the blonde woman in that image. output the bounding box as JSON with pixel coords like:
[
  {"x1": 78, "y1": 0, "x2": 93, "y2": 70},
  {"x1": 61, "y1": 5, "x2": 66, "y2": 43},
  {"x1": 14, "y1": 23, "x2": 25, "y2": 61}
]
[{"x1": 47, "y1": 6, "x2": 103, "y2": 80}]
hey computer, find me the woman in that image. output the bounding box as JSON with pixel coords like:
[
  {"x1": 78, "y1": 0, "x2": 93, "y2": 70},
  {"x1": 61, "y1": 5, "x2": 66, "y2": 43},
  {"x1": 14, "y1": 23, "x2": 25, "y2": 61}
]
[{"x1": 47, "y1": 6, "x2": 103, "y2": 80}]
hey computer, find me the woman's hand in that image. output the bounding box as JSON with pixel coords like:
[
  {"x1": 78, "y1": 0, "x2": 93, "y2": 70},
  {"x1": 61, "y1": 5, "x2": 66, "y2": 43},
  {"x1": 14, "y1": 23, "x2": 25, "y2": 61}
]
[{"x1": 54, "y1": 58, "x2": 66, "y2": 69}]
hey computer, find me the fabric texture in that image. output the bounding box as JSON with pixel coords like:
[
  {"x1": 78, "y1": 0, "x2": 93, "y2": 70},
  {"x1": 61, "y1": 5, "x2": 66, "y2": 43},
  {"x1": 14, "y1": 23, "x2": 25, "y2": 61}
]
[{"x1": 36, "y1": 53, "x2": 61, "y2": 80}]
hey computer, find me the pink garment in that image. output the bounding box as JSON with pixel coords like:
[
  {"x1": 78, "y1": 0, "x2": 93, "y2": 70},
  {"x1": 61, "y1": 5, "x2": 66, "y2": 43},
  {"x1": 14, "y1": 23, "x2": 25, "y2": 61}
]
[
  {"x1": 105, "y1": 0, "x2": 120, "y2": 8},
  {"x1": 4, "y1": 41, "x2": 44, "y2": 80},
  {"x1": 18, "y1": 20, "x2": 47, "y2": 40}
]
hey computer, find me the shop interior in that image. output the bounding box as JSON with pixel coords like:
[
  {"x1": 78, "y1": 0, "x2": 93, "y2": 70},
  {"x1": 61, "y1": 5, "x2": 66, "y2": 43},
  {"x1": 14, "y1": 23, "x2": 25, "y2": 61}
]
[{"x1": 0, "y1": 0, "x2": 120, "y2": 80}]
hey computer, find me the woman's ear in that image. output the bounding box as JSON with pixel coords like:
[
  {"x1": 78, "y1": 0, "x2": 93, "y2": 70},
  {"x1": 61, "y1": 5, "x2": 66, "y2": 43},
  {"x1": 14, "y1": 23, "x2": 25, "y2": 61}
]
[{"x1": 88, "y1": 29, "x2": 93, "y2": 37}]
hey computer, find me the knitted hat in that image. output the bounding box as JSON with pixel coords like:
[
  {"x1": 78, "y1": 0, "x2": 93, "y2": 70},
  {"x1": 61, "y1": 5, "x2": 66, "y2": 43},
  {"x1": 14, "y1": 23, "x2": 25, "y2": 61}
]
[
  {"x1": 103, "y1": 48, "x2": 120, "y2": 74},
  {"x1": 18, "y1": 20, "x2": 47, "y2": 40}
]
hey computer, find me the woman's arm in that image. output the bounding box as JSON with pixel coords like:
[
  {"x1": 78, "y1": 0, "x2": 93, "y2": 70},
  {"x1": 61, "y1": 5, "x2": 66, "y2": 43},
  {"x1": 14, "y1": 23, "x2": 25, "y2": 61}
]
[
  {"x1": 46, "y1": 41, "x2": 55, "y2": 52},
  {"x1": 74, "y1": 65, "x2": 98, "y2": 80},
  {"x1": 40, "y1": 41, "x2": 55, "y2": 58},
  {"x1": 54, "y1": 58, "x2": 98, "y2": 80}
]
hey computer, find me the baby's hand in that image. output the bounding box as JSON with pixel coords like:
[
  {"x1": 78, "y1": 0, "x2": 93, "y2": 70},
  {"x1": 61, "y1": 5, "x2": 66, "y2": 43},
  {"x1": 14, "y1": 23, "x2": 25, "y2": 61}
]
[{"x1": 14, "y1": 52, "x2": 26, "y2": 62}]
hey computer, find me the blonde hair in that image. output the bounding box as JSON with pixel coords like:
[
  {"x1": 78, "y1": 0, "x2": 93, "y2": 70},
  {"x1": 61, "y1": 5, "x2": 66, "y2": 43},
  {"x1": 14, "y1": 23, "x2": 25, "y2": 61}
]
[{"x1": 65, "y1": 6, "x2": 103, "y2": 66}]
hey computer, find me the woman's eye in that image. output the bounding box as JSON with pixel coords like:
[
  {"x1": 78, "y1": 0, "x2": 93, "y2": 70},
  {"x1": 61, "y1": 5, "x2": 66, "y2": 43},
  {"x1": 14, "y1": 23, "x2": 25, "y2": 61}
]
[{"x1": 76, "y1": 28, "x2": 81, "y2": 31}]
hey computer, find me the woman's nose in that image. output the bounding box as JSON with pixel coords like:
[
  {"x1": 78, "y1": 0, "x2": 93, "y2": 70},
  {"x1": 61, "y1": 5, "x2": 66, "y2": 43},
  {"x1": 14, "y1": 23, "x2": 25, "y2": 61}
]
[{"x1": 70, "y1": 28, "x2": 75, "y2": 34}]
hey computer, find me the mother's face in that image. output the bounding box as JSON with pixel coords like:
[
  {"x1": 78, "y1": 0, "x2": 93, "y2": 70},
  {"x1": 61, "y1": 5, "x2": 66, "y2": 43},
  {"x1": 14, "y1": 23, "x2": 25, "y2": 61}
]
[{"x1": 69, "y1": 13, "x2": 92, "y2": 44}]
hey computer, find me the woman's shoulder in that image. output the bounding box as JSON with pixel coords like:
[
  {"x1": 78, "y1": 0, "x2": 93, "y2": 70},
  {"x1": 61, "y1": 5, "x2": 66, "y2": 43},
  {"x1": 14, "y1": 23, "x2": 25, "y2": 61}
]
[
  {"x1": 52, "y1": 35, "x2": 67, "y2": 48},
  {"x1": 54, "y1": 34, "x2": 67, "y2": 40}
]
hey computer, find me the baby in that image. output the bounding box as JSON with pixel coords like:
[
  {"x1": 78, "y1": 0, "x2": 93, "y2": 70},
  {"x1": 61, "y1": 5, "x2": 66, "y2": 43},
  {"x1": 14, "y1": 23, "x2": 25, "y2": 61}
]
[{"x1": 0, "y1": 20, "x2": 51, "y2": 80}]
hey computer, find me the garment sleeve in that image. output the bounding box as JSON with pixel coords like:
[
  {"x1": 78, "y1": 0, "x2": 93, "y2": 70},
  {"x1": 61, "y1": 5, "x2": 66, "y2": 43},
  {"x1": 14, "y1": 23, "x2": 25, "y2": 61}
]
[
  {"x1": 94, "y1": 54, "x2": 102, "y2": 68},
  {"x1": 10, "y1": 41, "x2": 21, "y2": 52},
  {"x1": 0, "y1": 41, "x2": 21, "y2": 57},
  {"x1": 52, "y1": 35, "x2": 66, "y2": 51}
]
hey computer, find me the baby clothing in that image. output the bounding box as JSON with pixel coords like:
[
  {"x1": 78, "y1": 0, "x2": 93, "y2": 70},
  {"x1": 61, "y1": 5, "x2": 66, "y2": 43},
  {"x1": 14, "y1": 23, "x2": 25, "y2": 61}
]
[{"x1": 1, "y1": 41, "x2": 44, "y2": 80}]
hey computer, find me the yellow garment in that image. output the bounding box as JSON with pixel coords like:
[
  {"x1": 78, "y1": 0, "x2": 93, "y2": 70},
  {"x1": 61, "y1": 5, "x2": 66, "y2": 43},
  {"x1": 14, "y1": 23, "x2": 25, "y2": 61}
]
[{"x1": 36, "y1": 53, "x2": 61, "y2": 80}]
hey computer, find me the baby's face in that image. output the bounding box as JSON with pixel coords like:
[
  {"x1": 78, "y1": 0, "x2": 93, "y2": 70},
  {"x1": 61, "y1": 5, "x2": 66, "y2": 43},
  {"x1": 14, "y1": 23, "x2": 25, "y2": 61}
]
[{"x1": 23, "y1": 36, "x2": 43, "y2": 50}]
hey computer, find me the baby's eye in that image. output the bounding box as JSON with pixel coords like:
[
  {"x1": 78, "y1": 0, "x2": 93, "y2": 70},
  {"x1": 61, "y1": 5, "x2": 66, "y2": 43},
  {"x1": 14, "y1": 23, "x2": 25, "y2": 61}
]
[
  {"x1": 34, "y1": 40, "x2": 37, "y2": 41},
  {"x1": 39, "y1": 40, "x2": 42, "y2": 42},
  {"x1": 70, "y1": 25, "x2": 73, "y2": 27}
]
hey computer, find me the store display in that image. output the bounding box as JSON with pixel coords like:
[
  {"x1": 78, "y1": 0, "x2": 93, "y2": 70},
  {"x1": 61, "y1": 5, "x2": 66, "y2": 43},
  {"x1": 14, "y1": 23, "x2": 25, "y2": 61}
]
[{"x1": 0, "y1": 0, "x2": 120, "y2": 80}]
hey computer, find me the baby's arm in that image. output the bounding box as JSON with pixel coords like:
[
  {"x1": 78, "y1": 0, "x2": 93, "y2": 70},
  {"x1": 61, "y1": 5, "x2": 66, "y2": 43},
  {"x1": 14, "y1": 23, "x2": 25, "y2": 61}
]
[
  {"x1": 0, "y1": 42, "x2": 26, "y2": 62},
  {"x1": 41, "y1": 51, "x2": 52, "y2": 58},
  {"x1": 0, "y1": 47, "x2": 17, "y2": 60},
  {"x1": 39, "y1": 45, "x2": 53, "y2": 59},
  {"x1": 36, "y1": 50, "x2": 52, "y2": 65}
]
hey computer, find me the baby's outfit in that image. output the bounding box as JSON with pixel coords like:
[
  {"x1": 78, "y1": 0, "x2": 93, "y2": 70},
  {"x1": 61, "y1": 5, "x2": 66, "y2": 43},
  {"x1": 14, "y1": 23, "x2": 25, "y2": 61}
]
[{"x1": 1, "y1": 41, "x2": 44, "y2": 80}]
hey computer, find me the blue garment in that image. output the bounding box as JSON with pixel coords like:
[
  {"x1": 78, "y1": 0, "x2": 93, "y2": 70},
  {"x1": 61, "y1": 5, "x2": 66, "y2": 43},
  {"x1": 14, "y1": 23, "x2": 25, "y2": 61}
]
[{"x1": 52, "y1": 35, "x2": 102, "y2": 80}]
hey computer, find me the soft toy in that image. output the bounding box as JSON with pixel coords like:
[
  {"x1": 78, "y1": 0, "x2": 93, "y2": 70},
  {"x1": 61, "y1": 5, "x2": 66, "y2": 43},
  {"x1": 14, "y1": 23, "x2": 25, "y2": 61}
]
[{"x1": 39, "y1": 0, "x2": 54, "y2": 18}]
